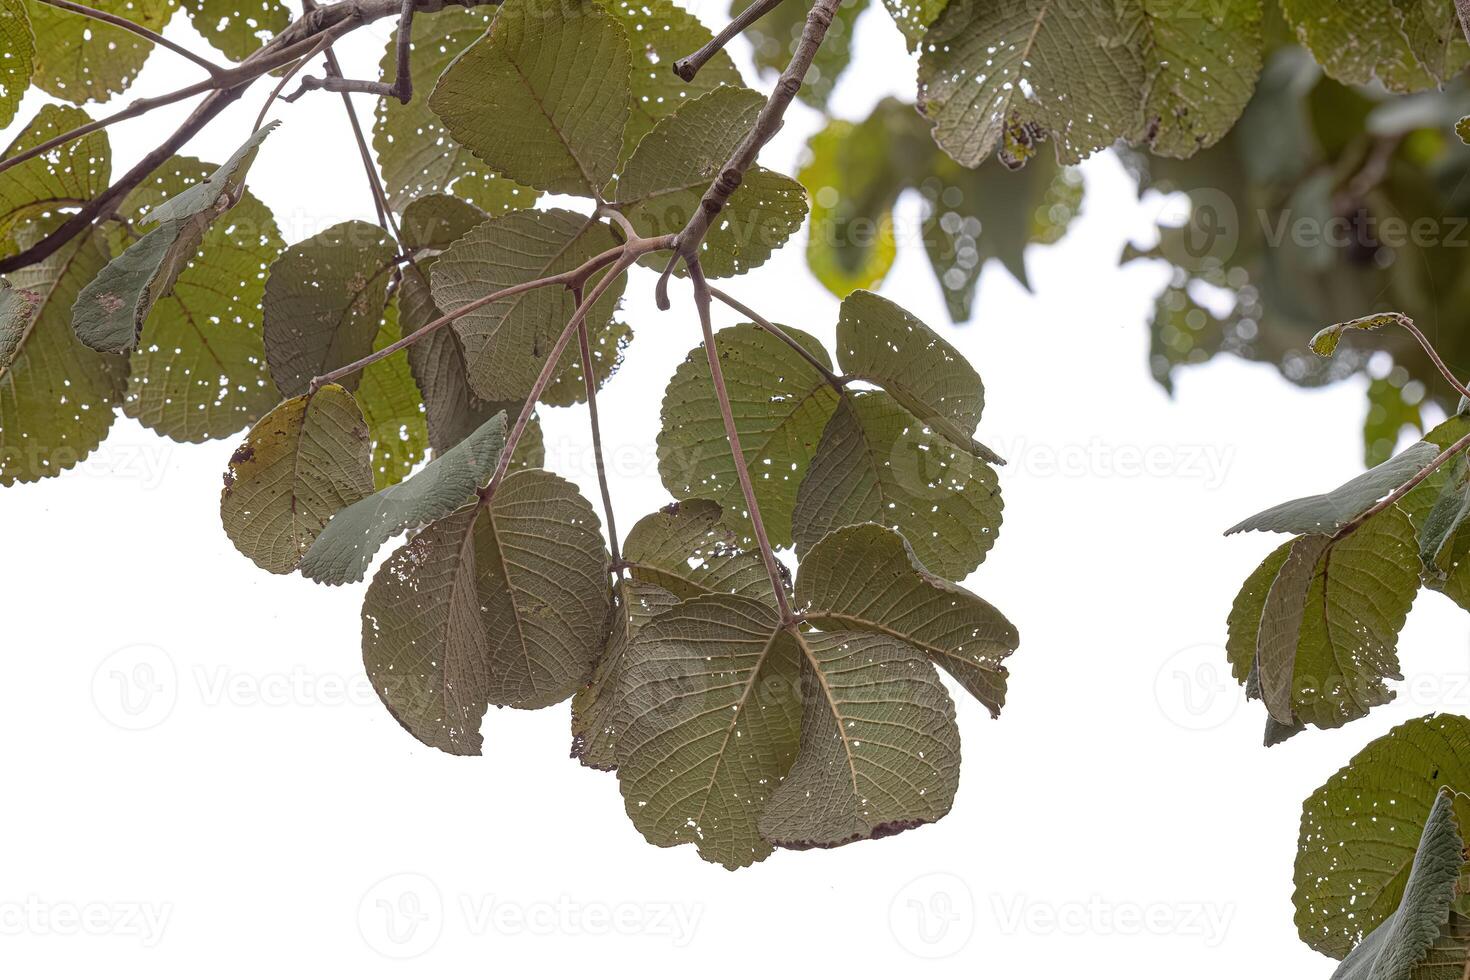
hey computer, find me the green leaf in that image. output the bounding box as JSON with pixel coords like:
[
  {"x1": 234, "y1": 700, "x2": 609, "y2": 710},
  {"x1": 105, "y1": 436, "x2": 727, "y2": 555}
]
[
  {"x1": 262, "y1": 220, "x2": 396, "y2": 398},
  {"x1": 615, "y1": 86, "x2": 808, "y2": 278},
  {"x1": 429, "y1": 0, "x2": 632, "y2": 197},
  {"x1": 178, "y1": 0, "x2": 288, "y2": 61},
  {"x1": 657, "y1": 322, "x2": 841, "y2": 547},
  {"x1": 1419, "y1": 455, "x2": 1470, "y2": 612},
  {"x1": 736, "y1": 0, "x2": 865, "y2": 108},
  {"x1": 792, "y1": 391, "x2": 1003, "y2": 580},
  {"x1": 570, "y1": 579, "x2": 679, "y2": 770},
  {"x1": 428, "y1": 208, "x2": 625, "y2": 404},
  {"x1": 797, "y1": 522, "x2": 1017, "y2": 716},
  {"x1": 362, "y1": 468, "x2": 611, "y2": 754},
  {"x1": 0, "y1": 105, "x2": 111, "y2": 256},
  {"x1": 357, "y1": 300, "x2": 428, "y2": 489},
  {"x1": 621, "y1": 499, "x2": 775, "y2": 600},
  {"x1": 1310, "y1": 312, "x2": 1404, "y2": 357},
  {"x1": 1296, "y1": 715, "x2": 1470, "y2": 958},
  {"x1": 798, "y1": 115, "x2": 899, "y2": 297},
  {"x1": 615, "y1": 593, "x2": 801, "y2": 869},
  {"x1": 72, "y1": 124, "x2": 276, "y2": 354},
  {"x1": 1281, "y1": 0, "x2": 1468, "y2": 94},
  {"x1": 299, "y1": 410, "x2": 506, "y2": 585},
  {"x1": 219, "y1": 384, "x2": 374, "y2": 574},
  {"x1": 399, "y1": 194, "x2": 487, "y2": 252},
  {"x1": 0, "y1": 0, "x2": 34, "y2": 129},
  {"x1": 1332, "y1": 790, "x2": 1469, "y2": 980},
  {"x1": 1366, "y1": 376, "x2": 1425, "y2": 468},
  {"x1": 25, "y1": 0, "x2": 175, "y2": 103},
  {"x1": 758, "y1": 629, "x2": 960, "y2": 850},
  {"x1": 916, "y1": 0, "x2": 1264, "y2": 167},
  {"x1": 880, "y1": 0, "x2": 946, "y2": 46},
  {"x1": 0, "y1": 229, "x2": 126, "y2": 485},
  {"x1": 373, "y1": 6, "x2": 539, "y2": 213}
]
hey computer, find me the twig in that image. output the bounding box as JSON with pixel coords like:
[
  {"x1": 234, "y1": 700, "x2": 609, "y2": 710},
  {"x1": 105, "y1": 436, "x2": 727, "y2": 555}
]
[
  {"x1": 32, "y1": 0, "x2": 227, "y2": 78},
  {"x1": 1457, "y1": 0, "x2": 1470, "y2": 46},
  {"x1": 575, "y1": 286, "x2": 622, "y2": 568},
  {"x1": 687, "y1": 258, "x2": 794, "y2": 621},
  {"x1": 655, "y1": 0, "x2": 841, "y2": 309},
  {"x1": 252, "y1": 34, "x2": 334, "y2": 134},
  {"x1": 1333, "y1": 428, "x2": 1470, "y2": 541},
  {"x1": 0, "y1": 84, "x2": 213, "y2": 177},
  {"x1": 287, "y1": 0, "x2": 417, "y2": 103},
  {"x1": 707, "y1": 284, "x2": 844, "y2": 390},
  {"x1": 1387, "y1": 314, "x2": 1470, "y2": 402},
  {"x1": 673, "y1": 0, "x2": 789, "y2": 82},
  {"x1": 319, "y1": 42, "x2": 393, "y2": 229}
]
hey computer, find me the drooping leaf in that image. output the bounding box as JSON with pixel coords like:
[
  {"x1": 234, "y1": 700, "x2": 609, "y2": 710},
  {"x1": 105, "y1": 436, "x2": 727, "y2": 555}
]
[
  {"x1": 736, "y1": 0, "x2": 865, "y2": 108},
  {"x1": 299, "y1": 410, "x2": 506, "y2": 585},
  {"x1": 25, "y1": 0, "x2": 176, "y2": 104},
  {"x1": 792, "y1": 391, "x2": 1003, "y2": 580},
  {"x1": 178, "y1": 0, "x2": 288, "y2": 61},
  {"x1": 621, "y1": 499, "x2": 775, "y2": 600},
  {"x1": 1419, "y1": 454, "x2": 1470, "y2": 611},
  {"x1": 373, "y1": 6, "x2": 538, "y2": 213},
  {"x1": 1281, "y1": 0, "x2": 1469, "y2": 95},
  {"x1": 615, "y1": 86, "x2": 808, "y2": 278},
  {"x1": 429, "y1": 208, "x2": 625, "y2": 404},
  {"x1": 0, "y1": 230, "x2": 126, "y2": 484},
  {"x1": 657, "y1": 322, "x2": 841, "y2": 547},
  {"x1": 0, "y1": 0, "x2": 34, "y2": 128},
  {"x1": 262, "y1": 220, "x2": 396, "y2": 398},
  {"x1": 73, "y1": 124, "x2": 277, "y2": 354},
  {"x1": 362, "y1": 468, "x2": 611, "y2": 753},
  {"x1": 1296, "y1": 715, "x2": 1470, "y2": 958},
  {"x1": 429, "y1": 0, "x2": 632, "y2": 197},
  {"x1": 798, "y1": 522, "x2": 1017, "y2": 716},
  {"x1": 219, "y1": 384, "x2": 374, "y2": 574},
  {"x1": 399, "y1": 194, "x2": 487, "y2": 252},
  {"x1": 916, "y1": 0, "x2": 1264, "y2": 167},
  {"x1": 356, "y1": 300, "x2": 428, "y2": 489},
  {"x1": 0, "y1": 105, "x2": 111, "y2": 255}
]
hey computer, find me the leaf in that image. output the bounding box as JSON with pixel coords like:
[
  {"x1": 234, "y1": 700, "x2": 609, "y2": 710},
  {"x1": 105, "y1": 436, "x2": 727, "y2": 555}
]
[
  {"x1": 373, "y1": 6, "x2": 539, "y2": 213},
  {"x1": 570, "y1": 579, "x2": 680, "y2": 770},
  {"x1": 1295, "y1": 714, "x2": 1470, "y2": 958},
  {"x1": 1281, "y1": 0, "x2": 1467, "y2": 94},
  {"x1": 799, "y1": 115, "x2": 899, "y2": 297},
  {"x1": 178, "y1": 0, "x2": 288, "y2": 61},
  {"x1": 429, "y1": 0, "x2": 632, "y2": 197},
  {"x1": 1419, "y1": 456, "x2": 1470, "y2": 611},
  {"x1": 1227, "y1": 441, "x2": 1441, "y2": 535},
  {"x1": 797, "y1": 522, "x2": 1018, "y2": 716},
  {"x1": 792, "y1": 391, "x2": 1003, "y2": 581},
  {"x1": 362, "y1": 468, "x2": 611, "y2": 754},
  {"x1": 0, "y1": 0, "x2": 34, "y2": 129},
  {"x1": 615, "y1": 86, "x2": 808, "y2": 278},
  {"x1": 72, "y1": 124, "x2": 277, "y2": 354},
  {"x1": 1253, "y1": 533, "x2": 1333, "y2": 726},
  {"x1": 736, "y1": 0, "x2": 865, "y2": 109},
  {"x1": 0, "y1": 229, "x2": 126, "y2": 485},
  {"x1": 1366, "y1": 376, "x2": 1425, "y2": 468},
  {"x1": 758, "y1": 629, "x2": 960, "y2": 850},
  {"x1": 399, "y1": 194, "x2": 487, "y2": 252},
  {"x1": 0, "y1": 105, "x2": 111, "y2": 255},
  {"x1": 1310, "y1": 312, "x2": 1404, "y2": 357},
  {"x1": 262, "y1": 220, "x2": 396, "y2": 398},
  {"x1": 657, "y1": 322, "x2": 841, "y2": 548},
  {"x1": 615, "y1": 593, "x2": 802, "y2": 869},
  {"x1": 299, "y1": 411, "x2": 506, "y2": 585},
  {"x1": 429, "y1": 208, "x2": 625, "y2": 404},
  {"x1": 1332, "y1": 791, "x2": 1469, "y2": 980},
  {"x1": 621, "y1": 499, "x2": 775, "y2": 600},
  {"x1": 357, "y1": 300, "x2": 429, "y2": 489},
  {"x1": 219, "y1": 384, "x2": 374, "y2": 574},
  {"x1": 25, "y1": 0, "x2": 175, "y2": 103},
  {"x1": 916, "y1": 0, "x2": 1264, "y2": 167},
  {"x1": 880, "y1": 0, "x2": 946, "y2": 46}
]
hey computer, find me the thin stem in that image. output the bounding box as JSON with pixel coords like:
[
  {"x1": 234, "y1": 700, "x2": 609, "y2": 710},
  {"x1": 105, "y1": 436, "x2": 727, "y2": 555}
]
[
  {"x1": 707, "y1": 284, "x2": 844, "y2": 390},
  {"x1": 574, "y1": 287, "x2": 622, "y2": 568},
  {"x1": 33, "y1": 0, "x2": 227, "y2": 78},
  {"x1": 598, "y1": 204, "x2": 638, "y2": 242},
  {"x1": 1333, "y1": 428, "x2": 1470, "y2": 541},
  {"x1": 252, "y1": 34, "x2": 334, "y2": 134},
  {"x1": 673, "y1": 0, "x2": 789, "y2": 81},
  {"x1": 688, "y1": 259, "x2": 793, "y2": 621},
  {"x1": 1387, "y1": 314, "x2": 1470, "y2": 402},
  {"x1": 0, "y1": 85, "x2": 216, "y2": 176},
  {"x1": 320, "y1": 43, "x2": 393, "y2": 229}
]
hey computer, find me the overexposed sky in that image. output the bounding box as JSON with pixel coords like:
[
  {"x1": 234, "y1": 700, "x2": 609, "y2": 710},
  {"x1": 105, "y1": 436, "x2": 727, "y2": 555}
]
[{"x1": 4, "y1": 5, "x2": 1467, "y2": 977}]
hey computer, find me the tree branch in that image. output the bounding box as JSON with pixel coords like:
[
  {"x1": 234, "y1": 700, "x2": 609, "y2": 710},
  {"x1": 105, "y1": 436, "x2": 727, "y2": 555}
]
[
  {"x1": 32, "y1": 0, "x2": 227, "y2": 78},
  {"x1": 1333, "y1": 428, "x2": 1470, "y2": 541},
  {"x1": 673, "y1": 0, "x2": 789, "y2": 82},
  {"x1": 252, "y1": 34, "x2": 335, "y2": 134},
  {"x1": 286, "y1": 0, "x2": 417, "y2": 103},
  {"x1": 574, "y1": 287, "x2": 622, "y2": 568}
]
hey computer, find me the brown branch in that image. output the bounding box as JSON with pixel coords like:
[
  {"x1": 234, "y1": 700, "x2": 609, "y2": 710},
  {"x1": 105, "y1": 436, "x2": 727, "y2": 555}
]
[
  {"x1": 687, "y1": 258, "x2": 794, "y2": 622},
  {"x1": 287, "y1": 0, "x2": 417, "y2": 103},
  {"x1": 1332, "y1": 428, "x2": 1470, "y2": 541},
  {"x1": 575, "y1": 287, "x2": 622, "y2": 568},
  {"x1": 1457, "y1": 0, "x2": 1470, "y2": 46},
  {"x1": 1385, "y1": 314, "x2": 1470, "y2": 403},
  {"x1": 673, "y1": 0, "x2": 790, "y2": 82},
  {"x1": 251, "y1": 34, "x2": 335, "y2": 134},
  {"x1": 655, "y1": 0, "x2": 841, "y2": 309},
  {"x1": 32, "y1": 0, "x2": 227, "y2": 78},
  {"x1": 319, "y1": 42, "x2": 394, "y2": 229},
  {"x1": 707, "y1": 284, "x2": 844, "y2": 390},
  {"x1": 0, "y1": 84, "x2": 214, "y2": 177}
]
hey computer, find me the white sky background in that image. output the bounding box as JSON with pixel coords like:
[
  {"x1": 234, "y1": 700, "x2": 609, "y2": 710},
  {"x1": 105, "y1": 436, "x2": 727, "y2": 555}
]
[{"x1": 4, "y1": 3, "x2": 1469, "y2": 976}]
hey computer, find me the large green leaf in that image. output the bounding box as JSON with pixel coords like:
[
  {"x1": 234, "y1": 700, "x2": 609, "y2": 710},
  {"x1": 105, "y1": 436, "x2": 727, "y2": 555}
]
[
  {"x1": 916, "y1": 0, "x2": 1264, "y2": 167},
  {"x1": 615, "y1": 86, "x2": 808, "y2": 278},
  {"x1": 1281, "y1": 0, "x2": 1469, "y2": 94},
  {"x1": 621, "y1": 499, "x2": 775, "y2": 600},
  {"x1": 373, "y1": 6, "x2": 537, "y2": 214},
  {"x1": 0, "y1": 105, "x2": 111, "y2": 255},
  {"x1": 300, "y1": 411, "x2": 506, "y2": 585},
  {"x1": 363, "y1": 468, "x2": 611, "y2": 754},
  {"x1": 792, "y1": 390, "x2": 1003, "y2": 580},
  {"x1": 0, "y1": 230, "x2": 126, "y2": 484},
  {"x1": 178, "y1": 0, "x2": 288, "y2": 61},
  {"x1": 1296, "y1": 715, "x2": 1470, "y2": 958},
  {"x1": 657, "y1": 322, "x2": 841, "y2": 547},
  {"x1": 25, "y1": 0, "x2": 175, "y2": 103},
  {"x1": 399, "y1": 194, "x2": 487, "y2": 253},
  {"x1": 262, "y1": 220, "x2": 396, "y2": 398},
  {"x1": 357, "y1": 300, "x2": 428, "y2": 489},
  {"x1": 219, "y1": 384, "x2": 374, "y2": 574},
  {"x1": 798, "y1": 523, "x2": 1017, "y2": 716},
  {"x1": 429, "y1": 208, "x2": 625, "y2": 404},
  {"x1": 0, "y1": 0, "x2": 33, "y2": 129},
  {"x1": 429, "y1": 0, "x2": 632, "y2": 197},
  {"x1": 1419, "y1": 455, "x2": 1470, "y2": 612}
]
